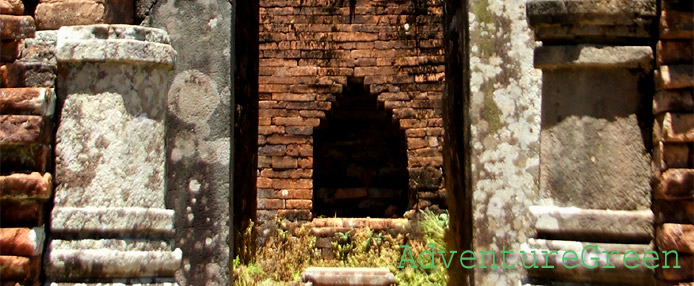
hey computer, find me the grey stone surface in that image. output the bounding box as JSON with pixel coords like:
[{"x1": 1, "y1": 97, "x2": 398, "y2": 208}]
[
  {"x1": 45, "y1": 246, "x2": 182, "y2": 279},
  {"x1": 522, "y1": 240, "x2": 656, "y2": 285},
  {"x1": 57, "y1": 25, "x2": 174, "y2": 66},
  {"x1": 301, "y1": 267, "x2": 396, "y2": 286},
  {"x1": 539, "y1": 65, "x2": 652, "y2": 210},
  {"x1": 54, "y1": 63, "x2": 168, "y2": 208},
  {"x1": 534, "y1": 45, "x2": 653, "y2": 70},
  {"x1": 146, "y1": 0, "x2": 232, "y2": 284},
  {"x1": 530, "y1": 206, "x2": 654, "y2": 242},
  {"x1": 50, "y1": 239, "x2": 175, "y2": 251},
  {"x1": 50, "y1": 207, "x2": 174, "y2": 237},
  {"x1": 468, "y1": 0, "x2": 542, "y2": 284},
  {"x1": 527, "y1": 0, "x2": 657, "y2": 43}
]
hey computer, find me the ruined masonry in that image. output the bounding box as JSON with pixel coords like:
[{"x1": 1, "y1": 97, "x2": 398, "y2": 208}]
[{"x1": 1, "y1": 0, "x2": 53, "y2": 283}]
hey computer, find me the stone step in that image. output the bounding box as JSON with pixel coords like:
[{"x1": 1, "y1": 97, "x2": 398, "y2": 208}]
[
  {"x1": 655, "y1": 169, "x2": 694, "y2": 200},
  {"x1": 0, "y1": 61, "x2": 56, "y2": 88},
  {"x1": 0, "y1": 0, "x2": 24, "y2": 15},
  {"x1": 0, "y1": 115, "x2": 52, "y2": 145},
  {"x1": 653, "y1": 89, "x2": 694, "y2": 115},
  {"x1": 0, "y1": 172, "x2": 52, "y2": 200},
  {"x1": 0, "y1": 255, "x2": 39, "y2": 281},
  {"x1": 530, "y1": 206, "x2": 653, "y2": 243},
  {"x1": 0, "y1": 88, "x2": 56, "y2": 117},
  {"x1": 522, "y1": 239, "x2": 656, "y2": 285},
  {"x1": 660, "y1": 9, "x2": 694, "y2": 40},
  {"x1": 656, "y1": 65, "x2": 694, "y2": 90},
  {"x1": 657, "y1": 223, "x2": 694, "y2": 254},
  {"x1": 45, "y1": 246, "x2": 181, "y2": 279},
  {"x1": 301, "y1": 267, "x2": 395, "y2": 286},
  {"x1": 654, "y1": 113, "x2": 694, "y2": 143},
  {"x1": 50, "y1": 207, "x2": 174, "y2": 238},
  {"x1": 0, "y1": 15, "x2": 34, "y2": 40},
  {"x1": 657, "y1": 40, "x2": 694, "y2": 65},
  {"x1": 0, "y1": 227, "x2": 44, "y2": 256}
]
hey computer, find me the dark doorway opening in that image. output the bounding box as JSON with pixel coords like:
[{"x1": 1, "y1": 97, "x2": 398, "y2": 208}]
[{"x1": 313, "y1": 77, "x2": 409, "y2": 218}]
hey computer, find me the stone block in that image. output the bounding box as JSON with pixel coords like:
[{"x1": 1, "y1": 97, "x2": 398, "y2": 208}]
[
  {"x1": 657, "y1": 223, "x2": 694, "y2": 254},
  {"x1": 0, "y1": 88, "x2": 55, "y2": 116},
  {"x1": 0, "y1": 0, "x2": 23, "y2": 15},
  {"x1": 530, "y1": 206, "x2": 654, "y2": 243},
  {"x1": 0, "y1": 227, "x2": 44, "y2": 256},
  {"x1": 19, "y1": 31, "x2": 57, "y2": 65},
  {"x1": 653, "y1": 89, "x2": 694, "y2": 114},
  {"x1": 654, "y1": 199, "x2": 694, "y2": 224},
  {"x1": 0, "y1": 199, "x2": 44, "y2": 226},
  {"x1": 660, "y1": 9, "x2": 694, "y2": 40},
  {"x1": 539, "y1": 66, "x2": 652, "y2": 210},
  {"x1": 0, "y1": 15, "x2": 34, "y2": 40},
  {"x1": 656, "y1": 65, "x2": 694, "y2": 90},
  {"x1": 0, "y1": 255, "x2": 38, "y2": 281},
  {"x1": 655, "y1": 113, "x2": 694, "y2": 142},
  {"x1": 301, "y1": 267, "x2": 395, "y2": 286},
  {"x1": 0, "y1": 62, "x2": 56, "y2": 88},
  {"x1": 0, "y1": 172, "x2": 52, "y2": 200},
  {"x1": 534, "y1": 45, "x2": 653, "y2": 70},
  {"x1": 45, "y1": 244, "x2": 181, "y2": 279},
  {"x1": 35, "y1": 0, "x2": 133, "y2": 30},
  {"x1": 523, "y1": 239, "x2": 655, "y2": 285},
  {"x1": 50, "y1": 207, "x2": 174, "y2": 238},
  {"x1": 0, "y1": 115, "x2": 52, "y2": 145},
  {"x1": 0, "y1": 143, "x2": 51, "y2": 173},
  {"x1": 0, "y1": 40, "x2": 21, "y2": 62},
  {"x1": 656, "y1": 169, "x2": 694, "y2": 199},
  {"x1": 657, "y1": 40, "x2": 694, "y2": 65}
]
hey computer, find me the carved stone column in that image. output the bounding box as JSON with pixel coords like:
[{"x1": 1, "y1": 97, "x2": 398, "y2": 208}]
[{"x1": 45, "y1": 24, "x2": 180, "y2": 284}]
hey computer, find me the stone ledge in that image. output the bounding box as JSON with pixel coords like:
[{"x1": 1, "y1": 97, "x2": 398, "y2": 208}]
[
  {"x1": 0, "y1": 0, "x2": 23, "y2": 15},
  {"x1": 56, "y1": 25, "x2": 175, "y2": 67},
  {"x1": 50, "y1": 207, "x2": 174, "y2": 238},
  {"x1": 301, "y1": 267, "x2": 395, "y2": 286},
  {"x1": 657, "y1": 223, "x2": 694, "y2": 254},
  {"x1": 530, "y1": 206, "x2": 654, "y2": 243},
  {"x1": 0, "y1": 172, "x2": 52, "y2": 200},
  {"x1": 654, "y1": 113, "x2": 694, "y2": 143},
  {"x1": 0, "y1": 88, "x2": 55, "y2": 117},
  {"x1": 0, "y1": 115, "x2": 52, "y2": 145},
  {"x1": 0, "y1": 15, "x2": 34, "y2": 40},
  {"x1": 534, "y1": 45, "x2": 653, "y2": 70},
  {"x1": 656, "y1": 65, "x2": 694, "y2": 90},
  {"x1": 0, "y1": 227, "x2": 44, "y2": 256},
  {"x1": 45, "y1": 247, "x2": 181, "y2": 279},
  {"x1": 655, "y1": 169, "x2": 694, "y2": 199},
  {"x1": 522, "y1": 239, "x2": 655, "y2": 285},
  {"x1": 0, "y1": 255, "x2": 39, "y2": 281},
  {"x1": 653, "y1": 89, "x2": 694, "y2": 114},
  {"x1": 527, "y1": 0, "x2": 656, "y2": 27}
]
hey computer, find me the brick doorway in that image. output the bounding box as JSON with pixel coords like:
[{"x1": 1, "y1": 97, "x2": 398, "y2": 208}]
[{"x1": 313, "y1": 77, "x2": 409, "y2": 218}]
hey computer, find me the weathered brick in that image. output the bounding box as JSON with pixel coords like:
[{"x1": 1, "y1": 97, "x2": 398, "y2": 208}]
[
  {"x1": 0, "y1": 0, "x2": 23, "y2": 15},
  {"x1": 0, "y1": 88, "x2": 55, "y2": 116},
  {"x1": 0, "y1": 62, "x2": 56, "y2": 88},
  {"x1": 285, "y1": 199, "x2": 312, "y2": 209},
  {"x1": 286, "y1": 126, "x2": 313, "y2": 136},
  {"x1": 34, "y1": 0, "x2": 134, "y2": 30},
  {"x1": 271, "y1": 93, "x2": 316, "y2": 102},
  {"x1": 657, "y1": 223, "x2": 694, "y2": 254},
  {"x1": 266, "y1": 134, "x2": 308, "y2": 144},
  {"x1": 657, "y1": 40, "x2": 694, "y2": 65},
  {"x1": 656, "y1": 65, "x2": 694, "y2": 90},
  {"x1": 277, "y1": 209, "x2": 311, "y2": 221},
  {"x1": 258, "y1": 144, "x2": 287, "y2": 156},
  {"x1": 654, "y1": 141, "x2": 694, "y2": 170},
  {"x1": 271, "y1": 179, "x2": 311, "y2": 189},
  {"x1": 272, "y1": 156, "x2": 298, "y2": 169},
  {"x1": 0, "y1": 15, "x2": 34, "y2": 40},
  {"x1": 655, "y1": 113, "x2": 694, "y2": 142},
  {"x1": 0, "y1": 255, "x2": 39, "y2": 281},
  {"x1": 659, "y1": 254, "x2": 693, "y2": 281},
  {"x1": 257, "y1": 177, "x2": 272, "y2": 188},
  {"x1": 0, "y1": 227, "x2": 43, "y2": 256},
  {"x1": 258, "y1": 198, "x2": 284, "y2": 210},
  {"x1": 298, "y1": 110, "x2": 325, "y2": 118},
  {"x1": 272, "y1": 116, "x2": 320, "y2": 126},
  {"x1": 654, "y1": 89, "x2": 694, "y2": 114},
  {"x1": 0, "y1": 40, "x2": 21, "y2": 62},
  {"x1": 0, "y1": 172, "x2": 52, "y2": 200},
  {"x1": 260, "y1": 169, "x2": 312, "y2": 179},
  {"x1": 654, "y1": 199, "x2": 694, "y2": 224},
  {"x1": 298, "y1": 157, "x2": 313, "y2": 168},
  {"x1": 0, "y1": 115, "x2": 51, "y2": 145},
  {"x1": 661, "y1": 9, "x2": 694, "y2": 40},
  {"x1": 258, "y1": 125, "x2": 284, "y2": 135}
]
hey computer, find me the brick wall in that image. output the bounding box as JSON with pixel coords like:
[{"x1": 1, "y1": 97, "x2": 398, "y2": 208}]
[
  {"x1": 652, "y1": 0, "x2": 694, "y2": 283},
  {"x1": 257, "y1": 0, "x2": 446, "y2": 225},
  {"x1": 0, "y1": 1, "x2": 55, "y2": 284}
]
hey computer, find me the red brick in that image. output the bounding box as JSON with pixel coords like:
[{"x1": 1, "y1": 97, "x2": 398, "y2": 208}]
[
  {"x1": 0, "y1": 15, "x2": 34, "y2": 40},
  {"x1": 277, "y1": 209, "x2": 311, "y2": 221},
  {"x1": 257, "y1": 177, "x2": 272, "y2": 188},
  {"x1": 657, "y1": 40, "x2": 694, "y2": 65},
  {"x1": 0, "y1": 0, "x2": 24, "y2": 15},
  {"x1": 0, "y1": 40, "x2": 21, "y2": 62},
  {"x1": 260, "y1": 169, "x2": 312, "y2": 179},
  {"x1": 272, "y1": 93, "x2": 316, "y2": 102},
  {"x1": 661, "y1": 10, "x2": 694, "y2": 40},
  {"x1": 298, "y1": 157, "x2": 313, "y2": 168},
  {"x1": 0, "y1": 115, "x2": 52, "y2": 145},
  {"x1": 285, "y1": 199, "x2": 312, "y2": 209},
  {"x1": 34, "y1": 0, "x2": 134, "y2": 30},
  {"x1": 0, "y1": 172, "x2": 52, "y2": 200},
  {"x1": 272, "y1": 116, "x2": 320, "y2": 126},
  {"x1": 266, "y1": 134, "x2": 308, "y2": 144},
  {"x1": 271, "y1": 156, "x2": 297, "y2": 169},
  {"x1": 258, "y1": 125, "x2": 284, "y2": 135},
  {"x1": 258, "y1": 198, "x2": 284, "y2": 209},
  {"x1": 271, "y1": 179, "x2": 312, "y2": 189}
]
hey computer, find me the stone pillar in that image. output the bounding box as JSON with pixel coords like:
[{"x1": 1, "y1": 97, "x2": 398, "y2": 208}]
[
  {"x1": 653, "y1": 0, "x2": 694, "y2": 284},
  {"x1": 526, "y1": 0, "x2": 657, "y2": 284},
  {"x1": 45, "y1": 24, "x2": 180, "y2": 284}
]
